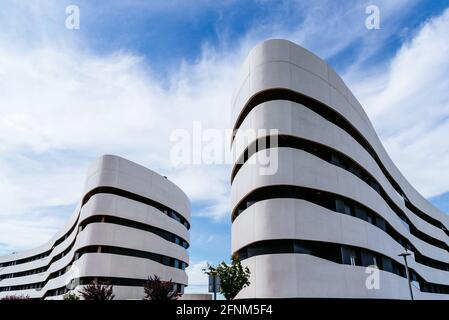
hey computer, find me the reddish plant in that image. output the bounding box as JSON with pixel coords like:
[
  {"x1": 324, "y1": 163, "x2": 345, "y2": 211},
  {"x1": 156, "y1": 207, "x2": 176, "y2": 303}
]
[
  {"x1": 143, "y1": 274, "x2": 180, "y2": 300},
  {"x1": 79, "y1": 280, "x2": 115, "y2": 300}
]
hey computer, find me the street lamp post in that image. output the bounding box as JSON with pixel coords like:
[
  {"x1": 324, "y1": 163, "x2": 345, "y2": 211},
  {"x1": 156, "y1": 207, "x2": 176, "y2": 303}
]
[
  {"x1": 398, "y1": 251, "x2": 414, "y2": 300},
  {"x1": 208, "y1": 274, "x2": 220, "y2": 300}
]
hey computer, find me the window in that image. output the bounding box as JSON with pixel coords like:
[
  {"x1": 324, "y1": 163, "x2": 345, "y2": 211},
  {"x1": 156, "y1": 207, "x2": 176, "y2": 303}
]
[
  {"x1": 335, "y1": 198, "x2": 352, "y2": 215},
  {"x1": 375, "y1": 218, "x2": 386, "y2": 231},
  {"x1": 400, "y1": 216, "x2": 410, "y2": 232},
  {"x1": 361, "y1": 252, "x2": 373, "y2": 267},
  {"x1": 161, "y1": 256, "x2": 170, "y2": 266},
  {"x1": 349, "y1": 166, "x2": 362, "y2": 179},
  {"x1": 370, "y1": 181, "x2": 381, "y2": 193},
  {"x1": 331, "y1": 153, "x2": 346, "y2": 170},
  {"x1": 350, "y1": 256, "x2": 356, "y2": 266},
  {"x1": 341, "y1": 247, "x2": 359, "y2": 266},
  {"x1": 294, "y1": 241, "x2": 311, "y2": 254},
  {"x1": 355, "y1": 207, "x2": 368, "y2": 221}
]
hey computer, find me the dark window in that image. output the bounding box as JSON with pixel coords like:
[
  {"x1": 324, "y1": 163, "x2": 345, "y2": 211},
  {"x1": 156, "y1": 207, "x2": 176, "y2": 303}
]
[
  {"x1": 341, "y1": 247, "x2": 359, "y2": 266},
  {"x1": 361, "y1": 251, "x2": 375, "y2": 267},
  {"x1": 335, "y1": 198, "x2": 352, "y2": 216},
  {"x1": 161, "y1": 256, "x2": 170, "y2": 266},
  {"x1": 355, "y1": 207, "x2": 368, "y2": 221},
  {"x1": 349, "y1": 166, "x2": 362, "y2": 179},
  {"x1": 294, "y1": 241, "x2": 311, "y2": 254},
  {"x1": 375, "y1": 218, "x2": 386, "y2": 231}
]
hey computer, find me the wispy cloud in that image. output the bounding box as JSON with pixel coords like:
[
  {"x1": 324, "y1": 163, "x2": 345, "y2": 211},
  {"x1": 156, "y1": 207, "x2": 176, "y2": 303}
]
[
  {"x1": 185, "y1": 260, "x2": 219, "y2": 295},
  {"x1": 347, "y1": 7, "x2": 449, "y2": 198},
  {"x1": 0, "y1": 210, "x2": 69, "y2": 255},
  {"x1": 0, "y1": 2, "x2": 242, "y2": 252}
]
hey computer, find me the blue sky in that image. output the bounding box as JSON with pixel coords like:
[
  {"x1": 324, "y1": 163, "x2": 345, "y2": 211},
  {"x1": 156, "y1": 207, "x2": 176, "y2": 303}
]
[{"x1": 1, "y1": 0, "x2": 449, "y2": 293}]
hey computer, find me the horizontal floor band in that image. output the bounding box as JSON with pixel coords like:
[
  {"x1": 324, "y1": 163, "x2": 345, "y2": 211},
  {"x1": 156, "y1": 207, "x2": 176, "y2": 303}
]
[
  {"x1": 232, "y1": 185, "x2": 449, "y2": 272},
  {"x1": 235, "y1": 239, "x2": 449, "y2": 295}
]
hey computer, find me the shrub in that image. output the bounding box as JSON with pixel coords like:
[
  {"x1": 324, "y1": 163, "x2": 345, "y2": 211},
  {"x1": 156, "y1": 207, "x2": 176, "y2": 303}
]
[
  {"x1": 63, "y1": 292, "x2": 80, "y2": 300},
  {"x1": 79, "y1": 280, "x2": 115, "y2": 300},
  {"x1": 143, "y1": 274, "x2": 180, "y2": 300}
]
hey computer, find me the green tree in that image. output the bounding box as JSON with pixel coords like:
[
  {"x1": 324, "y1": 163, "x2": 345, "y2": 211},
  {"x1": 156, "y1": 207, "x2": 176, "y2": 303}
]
[
  {"x1": 63, "y1": 292, "x2": 80, "y2": 300},
  {"x1": 203, "y1": 255, "x2": 250, "y2": 300}
]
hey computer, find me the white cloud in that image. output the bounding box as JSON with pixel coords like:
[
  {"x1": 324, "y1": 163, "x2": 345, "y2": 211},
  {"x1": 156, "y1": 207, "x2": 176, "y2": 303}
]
[
  {"x1": 185, "y1": 259, "x2": 225, "y2": 298},
  {"x1": 348, "y1": 7, "x2": 449, "y2": 198},
  {"x1": 184, "y1": 260, "x2": 209, "y2": 294},
  {"x1": 0, "y1": 213, "x2": 67, "y2": 255},
  {"x1": 169, "y1": 166, "x2": 230, "y2": 220},
  {"x1": 0, "y1": 3, "x2": 243, "y2": 252},
  {"x1": 0, "y1": 155, "x2": 86, "y2": 216}
]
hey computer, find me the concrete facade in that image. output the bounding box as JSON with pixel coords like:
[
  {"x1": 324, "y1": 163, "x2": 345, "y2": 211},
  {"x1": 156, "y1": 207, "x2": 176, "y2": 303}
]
[
  {"x1": 231, "y1": 39, "x2": 449, "y2": 299},
  {"x1": 0, "y1": 155, "x2": 190, "y2": 300}
]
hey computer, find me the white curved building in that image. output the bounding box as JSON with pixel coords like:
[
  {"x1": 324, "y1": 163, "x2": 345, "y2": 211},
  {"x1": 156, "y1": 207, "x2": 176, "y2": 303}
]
[
  {"x1": 231, "y1": 39, "x2": 449, "y2": 299},
  {"x1": 0, "y1": 155, "x2": 190, "y2": 299}
]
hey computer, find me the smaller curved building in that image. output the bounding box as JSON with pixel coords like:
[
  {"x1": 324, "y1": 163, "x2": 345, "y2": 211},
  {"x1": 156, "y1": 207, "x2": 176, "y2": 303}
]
[{"x1": 0, "y1": 155, "x2": 190, "y2": 300}]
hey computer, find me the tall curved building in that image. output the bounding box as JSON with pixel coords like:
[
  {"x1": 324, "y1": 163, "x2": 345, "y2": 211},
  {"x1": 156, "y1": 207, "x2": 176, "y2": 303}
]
[
  {"x1": 0, "y1": 155, "x2": 190, "y2": 299},
  {"x1": 231, "y1": 39, "x2": 449, "y2": 299}
]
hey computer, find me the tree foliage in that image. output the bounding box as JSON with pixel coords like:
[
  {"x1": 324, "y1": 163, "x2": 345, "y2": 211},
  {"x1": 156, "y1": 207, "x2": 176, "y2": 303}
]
[
  {"x1": 79, "y1": 280, "x2": 115, "y2": 300},
  {"x1": 63, "y1": 292, "x2": 80, "y2": 300},
  {"x1": 203, "y1": 255, "x2": 251, "y2": 300},
  {"x1": 143, "y1": 274, "x2": 180, "y2": 300}
]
